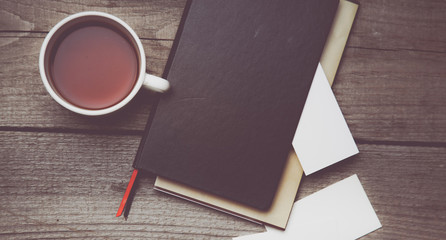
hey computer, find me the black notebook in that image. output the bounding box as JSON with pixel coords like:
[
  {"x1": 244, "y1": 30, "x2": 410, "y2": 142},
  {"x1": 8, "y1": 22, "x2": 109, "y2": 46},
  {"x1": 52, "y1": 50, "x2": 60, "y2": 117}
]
[{"x1": 134, "y1": 0, "x2": 338, "y2": 210}]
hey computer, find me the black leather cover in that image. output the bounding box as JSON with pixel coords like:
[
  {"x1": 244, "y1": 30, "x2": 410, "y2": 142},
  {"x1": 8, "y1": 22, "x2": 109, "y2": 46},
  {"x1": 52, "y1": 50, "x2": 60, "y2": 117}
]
[{"x1": 134, "y1": 0, "x2": 338, "y2": 210}]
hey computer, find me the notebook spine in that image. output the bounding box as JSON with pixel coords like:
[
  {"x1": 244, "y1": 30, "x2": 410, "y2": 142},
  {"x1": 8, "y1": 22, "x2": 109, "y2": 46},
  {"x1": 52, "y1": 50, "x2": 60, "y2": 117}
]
[{"x1": 133, "y1": 0, "x2": 194, "y2": 169}]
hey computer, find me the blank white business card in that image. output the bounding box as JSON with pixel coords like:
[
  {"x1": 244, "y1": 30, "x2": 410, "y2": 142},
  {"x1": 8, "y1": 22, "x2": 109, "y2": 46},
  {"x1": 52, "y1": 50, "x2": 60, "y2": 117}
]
[
  {"x1": 234, "y1": 174, "x2": 382, "y2": 240},
  {"x1": 293, "y1": 63, "x2": 359, "y2": 175}
]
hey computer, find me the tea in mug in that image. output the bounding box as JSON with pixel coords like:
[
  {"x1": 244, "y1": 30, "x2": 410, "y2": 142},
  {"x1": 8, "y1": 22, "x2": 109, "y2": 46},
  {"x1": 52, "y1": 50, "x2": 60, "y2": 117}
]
[{"x1": 48, "y1": 23, "x2": 139, "y2": 110}]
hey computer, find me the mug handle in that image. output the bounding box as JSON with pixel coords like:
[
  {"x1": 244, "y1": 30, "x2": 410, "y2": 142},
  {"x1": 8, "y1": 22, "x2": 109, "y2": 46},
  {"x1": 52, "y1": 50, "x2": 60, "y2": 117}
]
[{"x1": 142, "y1": 73, "x2": 170, "y2": 93}]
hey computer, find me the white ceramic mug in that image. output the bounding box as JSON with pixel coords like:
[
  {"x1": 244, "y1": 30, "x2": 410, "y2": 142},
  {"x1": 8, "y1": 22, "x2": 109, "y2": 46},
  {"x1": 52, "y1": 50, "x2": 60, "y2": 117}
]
[{"x1": 39, "y1": 11, "x2": 170, "y2": 116}]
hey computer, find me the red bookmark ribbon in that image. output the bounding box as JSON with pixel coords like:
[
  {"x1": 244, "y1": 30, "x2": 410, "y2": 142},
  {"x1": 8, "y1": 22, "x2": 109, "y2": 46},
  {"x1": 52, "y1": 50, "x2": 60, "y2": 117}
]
[{"x1": 116, "y1": 169, "x2": 138, "y2": 217}]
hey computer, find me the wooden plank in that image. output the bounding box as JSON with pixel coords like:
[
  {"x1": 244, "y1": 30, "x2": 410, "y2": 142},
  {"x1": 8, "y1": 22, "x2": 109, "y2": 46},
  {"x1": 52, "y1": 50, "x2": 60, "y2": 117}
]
[
  {"x1": 1, "y1": 131, "x2": 444, "y2": 239},
  {"x1": 0, "y1": 0, "x2": 186, "y2": 40},
  {"x1": 1, "y1": 0, "x2": 446, "y2": 52},
  {"x1": 0, "y1": 131, "x2": 264, "y2": 239},
  {"x1": 0, "y1": 1, "x2": 444, "y2": 240},
  {"x1": 1, "y1": 36, "x2": 445, "y2": 142},
  {"x1": 335, "y1": 47, "x2": 446, "y2": 142},
  {"x1": 351, "y1": 0, "x2": 446, "y2": 52},
  {"x1": 295, "y1": 143, "x2": 446, "y2": 240},
  {"x1": 0, "y1": 36, "x2": 172, "y2": 131}
]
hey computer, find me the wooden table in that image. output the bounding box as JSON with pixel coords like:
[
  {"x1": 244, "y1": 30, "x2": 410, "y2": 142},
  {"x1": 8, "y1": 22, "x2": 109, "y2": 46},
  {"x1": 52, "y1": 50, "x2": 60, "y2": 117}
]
[{"x1": 1, "y1": 0, "x2": 445, "y2": 239}]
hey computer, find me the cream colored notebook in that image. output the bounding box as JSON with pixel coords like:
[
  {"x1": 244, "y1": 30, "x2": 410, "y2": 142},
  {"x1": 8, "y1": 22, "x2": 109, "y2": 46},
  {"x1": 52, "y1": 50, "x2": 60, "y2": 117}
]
[{"x1": 155, "y1": 0, "x2": 358, "y2": 229}]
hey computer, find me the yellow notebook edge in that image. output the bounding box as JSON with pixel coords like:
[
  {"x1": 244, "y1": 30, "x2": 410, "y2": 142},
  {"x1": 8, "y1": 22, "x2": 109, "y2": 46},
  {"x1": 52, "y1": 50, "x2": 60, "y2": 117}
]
[
  {"x1": 321, "y1": 0, "x2": 359, "y2": 85},
  {"x1": 155, "y1": 151, "x2": 303, "y2": 229},
  {"x1": 156, "y1": 151, "x2": 303, "y2": 229}
]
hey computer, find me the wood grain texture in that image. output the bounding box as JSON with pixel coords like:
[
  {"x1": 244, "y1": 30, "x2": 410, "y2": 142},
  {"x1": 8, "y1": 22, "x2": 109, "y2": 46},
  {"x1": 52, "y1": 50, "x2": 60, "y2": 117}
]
[
  {"x1": 352, "y1": 0, "x2": 446, "y2": 52},
  {"x1": 0, "y1": 0, "x2": 186, "y2": 40},
  {"x1": 2, "y1": 0, "x2": 446, "y2": 52},
  {"x1": 1, "y1": 35, "x2": 445, "y2": 142},
  {"x1": 0, "y1": 131, "x2": 264, "y2": 239},
  {"x1": 335, "y1": 47, "x2": 446, "y2": 142},
  {"x1": 296, "y1": 144, "x2": 446, "y2": 240},
  {"x1": 1, "y1": 131, "x2": 444, "y2": 239},
  {"x1": 0, "y1": 0, "x2": 445, "y2": 239}
]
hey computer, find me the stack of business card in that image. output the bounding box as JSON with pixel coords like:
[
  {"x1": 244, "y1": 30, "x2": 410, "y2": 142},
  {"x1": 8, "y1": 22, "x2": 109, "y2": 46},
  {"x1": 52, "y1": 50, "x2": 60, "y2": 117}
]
[{"x1": 234, "y1": 175, "x2": 382, "y2": 240}]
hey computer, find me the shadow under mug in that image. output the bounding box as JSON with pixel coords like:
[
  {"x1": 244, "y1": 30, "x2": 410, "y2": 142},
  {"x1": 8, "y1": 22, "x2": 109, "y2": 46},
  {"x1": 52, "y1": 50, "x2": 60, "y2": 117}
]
[{"x1": 39, "y1": 11, "x2": 170, "y2": 116}]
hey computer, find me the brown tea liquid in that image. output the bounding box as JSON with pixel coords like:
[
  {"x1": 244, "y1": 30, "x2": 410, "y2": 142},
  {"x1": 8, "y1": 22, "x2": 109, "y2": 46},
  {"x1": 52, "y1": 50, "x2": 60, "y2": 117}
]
[{"x1": 49, "y1": 23, "x2": 139, "y2": 110}]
